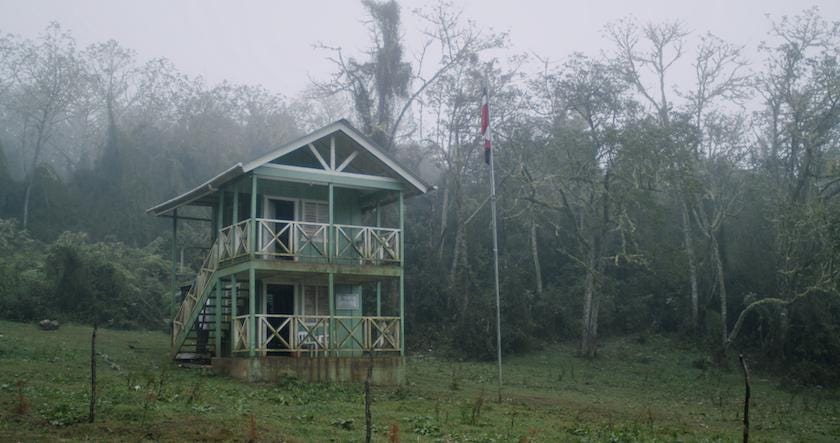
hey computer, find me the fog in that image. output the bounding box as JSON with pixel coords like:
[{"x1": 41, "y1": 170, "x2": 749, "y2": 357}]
[{"x1": 3, "y1": 0, "x2": 836, "y2": 96}]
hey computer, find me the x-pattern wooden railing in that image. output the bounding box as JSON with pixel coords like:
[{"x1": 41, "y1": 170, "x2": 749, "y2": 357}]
[
  {"x1": 234, "y1": 314, "x2": 401, "y2": 354},
  {"x1": 335, "y1": 225, "x2": 400, "y2": 263},
  {"x1": 219, "y1": 220, "x2": 250, "y2": 261},
  {"x1": 255, "y1": 218, "x2": 329, "y2": 259},
  {"x1": 232, "y1": 315, "x2": 249, "y2": 353},
  {"x1": 369, "y1": 317, "x2": 400, "y2": 350},
  {"x1": 218, "y1": 220, "x2": 400, "y2": 265}
]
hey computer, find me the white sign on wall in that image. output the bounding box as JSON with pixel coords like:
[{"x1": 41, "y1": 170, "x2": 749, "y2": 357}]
[{"x1": 335, "y1": 293, "x2": 360, "y2": 310}]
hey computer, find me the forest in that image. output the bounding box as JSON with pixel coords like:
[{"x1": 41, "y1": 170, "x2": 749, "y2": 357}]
[{"x1": 1, "y1": 1, "x2": 839, "y2": 389}]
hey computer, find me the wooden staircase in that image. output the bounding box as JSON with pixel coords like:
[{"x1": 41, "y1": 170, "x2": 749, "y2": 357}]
[{"x1": 171, "y1": 238, "x2": 236, "y2": 360}]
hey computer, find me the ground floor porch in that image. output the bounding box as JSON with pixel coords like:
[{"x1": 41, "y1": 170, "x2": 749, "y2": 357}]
[{"x1": 175, "y1": 265, "x2": 404, "y2": 363}]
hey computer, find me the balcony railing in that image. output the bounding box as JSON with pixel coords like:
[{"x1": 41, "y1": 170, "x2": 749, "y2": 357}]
[
  {"x1": 232, "y1": 314, "x2": 401, "y2": 354},
  {"x1": 218, "y1": 219, "x2": 250, "y2": 261},
  {"x1": 218, "y1": 219, "x2": 400, "y2": 265}
]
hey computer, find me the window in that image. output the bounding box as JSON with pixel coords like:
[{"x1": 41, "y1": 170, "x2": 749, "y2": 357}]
[
  {"x1": 300, "y1": 200, "x2": 329, "y2": 239},
  {"x1": 302, "y1": 285, "x2": 329, "y2": 317},
  {"x1": 301, "y1": 201, "x2": 328, "y2": 224}
]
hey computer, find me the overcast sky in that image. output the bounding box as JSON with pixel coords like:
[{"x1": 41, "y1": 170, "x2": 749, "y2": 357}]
[{"x1": 1, "y1": 0, "x2": 837, "y2": 98}]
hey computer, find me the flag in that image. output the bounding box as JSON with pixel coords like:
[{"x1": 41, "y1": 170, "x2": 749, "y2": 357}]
[{"x1": 481, "y1": 87, "x2": 492, "y2": 165}]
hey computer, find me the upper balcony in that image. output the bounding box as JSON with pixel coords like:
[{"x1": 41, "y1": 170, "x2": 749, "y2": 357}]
[{"x1": 217, "y1": 218, "x2": 400, "y2": 268}]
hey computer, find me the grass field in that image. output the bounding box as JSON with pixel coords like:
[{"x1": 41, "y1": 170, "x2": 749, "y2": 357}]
[{"x1": 0, "y1": 320, "x2": 838, "y2": 442}]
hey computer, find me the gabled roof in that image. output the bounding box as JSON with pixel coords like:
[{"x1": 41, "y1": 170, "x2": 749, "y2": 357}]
[{"x1": 146, "y1": 119, "x2": 431, "y2": 216}]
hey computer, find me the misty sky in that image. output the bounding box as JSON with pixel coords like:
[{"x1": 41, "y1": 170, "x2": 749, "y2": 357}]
[{"x1": 1, "y1": 0, "x2": 838, "y2": 98}]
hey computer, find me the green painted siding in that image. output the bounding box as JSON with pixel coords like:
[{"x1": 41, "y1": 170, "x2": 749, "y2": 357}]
[
  {"x1": 259, "y1": 180, "x2": 329, "y2": 203},
  {"x1": 334, "y1": 188, "x2": 362, "y2": 225},
  {"x1": 248, "y1": 179, "x2": 361, "y2": 225}
]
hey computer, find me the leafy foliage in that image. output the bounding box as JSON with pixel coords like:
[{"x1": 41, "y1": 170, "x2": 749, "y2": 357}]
[
  {"x1": 0, "y1": 5, "x2": 839, "y2": 383},
  {"x1": 0, "y1": 219, "x2": 168, "y2": 328}
]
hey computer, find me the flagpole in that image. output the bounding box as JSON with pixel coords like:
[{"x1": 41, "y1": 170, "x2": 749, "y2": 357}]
[{"x1": 484, "y1": 80, "x2": 504, "y2": 404}]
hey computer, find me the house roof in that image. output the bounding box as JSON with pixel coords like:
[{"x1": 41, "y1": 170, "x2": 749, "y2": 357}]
[{"x1": 146, "y1": 119, "x2": 431, "y2": 217}]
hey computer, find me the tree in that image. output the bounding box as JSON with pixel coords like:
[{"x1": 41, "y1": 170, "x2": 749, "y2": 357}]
[
  {"x1": 608, "y1": 19, "x2": 750, "y2": 346},
  {"x1": 84, "y1": 40, "x2": 139, "y2": 180},
  {"x1": 4, "y1": 23, "x2": 83, "y2": 229},
  {"x1": 314, "y1": 0, "x2": 410, "y2": 148},
  {"x1": 526, "y1": 55, "x2": 633, "y2": 357},
  {"x1": 729, "y1": 8, "x2": 840, "y2": 348}
]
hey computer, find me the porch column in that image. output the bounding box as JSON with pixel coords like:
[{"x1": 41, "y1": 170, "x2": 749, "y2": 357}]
[
  {"x1": 232, "y1": 185, "x2": 239, "y2": 252},
  {"x1": 399, "y1": 191, "x2": 405, "y2": 356},
  {"x1": 376, "y1": 201, "x2": 381, "y2": 317},
  {"x1": 214, "y1": 277, "x2": 222, "y2": 357},
  {"x1": 230, "y1": 275, "x2": 238, "y2": 355},
  {"x1": 215, "y1": 191, "x2": 224, "y2": 242},
  {"x1": 248, "y1": 266, "x2": 256, "y2": 357},
  {"x1": 328, "y1": 183, "x2": 336, "y2": 355},
  {"x1": 328, "y1": 272, "x2": 335, "y2": 356},
  {"x1": 170, "y1": 209, "x2": 178, "y2": 321},
  {"x1": 329, "y1": 183, "x2": 335, "y2": 260},
  {"x1": 249, "y1": 175, "x2": 257, "y2": 257},
  {"x1": 215, "y1": 193, "x2": 226, "y2": 357}
]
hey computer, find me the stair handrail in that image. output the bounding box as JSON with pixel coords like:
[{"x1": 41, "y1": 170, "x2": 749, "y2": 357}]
[{"x1": 171, "y1": 237, "x2": 221, "y2": 350}]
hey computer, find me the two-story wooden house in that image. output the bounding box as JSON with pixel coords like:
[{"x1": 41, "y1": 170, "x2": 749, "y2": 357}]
[{"x1": 147, "y1": 120, "x2": 429, "y2": 383}]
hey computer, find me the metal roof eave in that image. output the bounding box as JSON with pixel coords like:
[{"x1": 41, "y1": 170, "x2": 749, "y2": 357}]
[{"x1": 145, "y1": 163, "x2": 245, "y2": 216}]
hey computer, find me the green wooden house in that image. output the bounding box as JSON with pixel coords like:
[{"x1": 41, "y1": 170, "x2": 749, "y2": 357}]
[{"x1": 147, "y1": 120, "x2": 429, "y2": 383}]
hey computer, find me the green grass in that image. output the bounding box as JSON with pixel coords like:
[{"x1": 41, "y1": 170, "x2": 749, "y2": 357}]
[{"x1": 1, "y1": 320, "x2": 838, "y2": 442}]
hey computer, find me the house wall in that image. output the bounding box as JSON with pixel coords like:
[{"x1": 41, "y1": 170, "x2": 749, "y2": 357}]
[
  {"x1": 212, "y1": 355, "x2": 404, "y2": 385},
  {"x1": 255, "y1": 180, "x2": 363, "y2": 225}
]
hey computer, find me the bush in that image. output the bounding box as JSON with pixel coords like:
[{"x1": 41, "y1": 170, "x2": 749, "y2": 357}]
[{"x1": 0, "y1": 219, "x2": 168, "y2": 329}]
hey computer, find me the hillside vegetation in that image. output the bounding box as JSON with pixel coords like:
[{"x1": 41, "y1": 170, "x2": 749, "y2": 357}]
[{"x1": 1, "y1": 320, "x2": 838, "y2": 442}]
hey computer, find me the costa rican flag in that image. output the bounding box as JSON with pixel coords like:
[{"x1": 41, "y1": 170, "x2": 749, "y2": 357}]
[{"x1": 481, "y1": 87, "x2": 492, "y2": 165}]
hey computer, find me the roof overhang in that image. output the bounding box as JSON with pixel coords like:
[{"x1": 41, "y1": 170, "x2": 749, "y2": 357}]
[
  {"x1": 146, "y1": 119, "x2": 431, "y2": 217},
  {"x1": 145, "y1": 163, "x2": 244, "y2": 216}
]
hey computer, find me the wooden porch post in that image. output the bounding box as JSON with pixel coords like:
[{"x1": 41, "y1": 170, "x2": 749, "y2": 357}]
[
  {"x1": 248, "y1": 266, "x2": 256, "y2": 357},
  {"x1": 171, "y1": 209, "x2": 178, "y2": 320},
  {"x1": 217, "y1": 191, "x2": 224, "y2": 239},
  {"x1": 232, "y1": 183, "x2": 239, "y2": 252},
  {"x1": 328, "y1": 182, "x2": 336, "y2": 355},
  {"x1": 215, "y1": 193, "x2": 224, "y2": 357},
  {"x1": 214, "y1": 277, "x2": 222, "y2": 357},
  {"x1": 399, "y1": 191, "x2": 405, "y2": 357},
  {"x1": 248, "y1": 175, "x2": 258, "y2": 357},
  {"x1": 230, "y1": 275, "x2": 237, "y2": 355},
  {"x1": 376, "y1": 201, "x2": 382, "y2": 317},
  {"x1": 329, "y1": 273, "x2": 335, "y2": 356},
  {"x1": 250, "y1": 174, "x2": 257, "y2": 257}
]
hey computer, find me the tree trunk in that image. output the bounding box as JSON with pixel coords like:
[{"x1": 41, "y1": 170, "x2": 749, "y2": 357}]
[
  {"x1": 711, "y1": 234, "x2": 728, "y2": 347},
  {"x1": 449, "y1": 183, "x2": 468, "y2": 313},
  {"x1": 21, "y1": 116, "x2": 47, "y2": 230},
  {"x1": 89, "y1": 323, "x2": 97, "y2": 423},
  {"x1": 450, "y1": 219, "x2": 468, "y2": 312},
  {"x1": 438, "y1": 178, "x2": 449, "y2": 260},
  {"x1": 681, "y1": 199, "x2": 700, "y2": 332},
  {"x1": 739, "y1": 353, "x2": 751, "y2": 443},
  {"x1": 530, "y1": 219, "x2": 542, "y2": 296},
  {"x1": 580, "y1": 243, "x2": 598, "y2": 358},
  {"x1": 21, "y1": 180, "x2": 33, "y2": 230}
]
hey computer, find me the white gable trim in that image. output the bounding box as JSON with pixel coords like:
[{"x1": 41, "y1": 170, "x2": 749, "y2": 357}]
[
  {"x1": 147, "y1": 120, "x2": 429, "y2": 216},
  {"x1": 242, "y1": 120, "x2": 428, "y2": 194}
]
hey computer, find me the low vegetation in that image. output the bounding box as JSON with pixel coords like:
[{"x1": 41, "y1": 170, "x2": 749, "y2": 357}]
[{"x1": 1, "y1": 321, "x2": 838, "y2": 442}]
